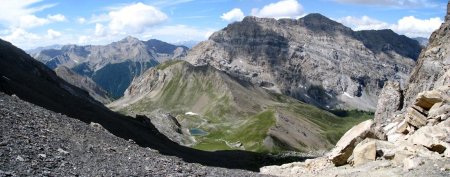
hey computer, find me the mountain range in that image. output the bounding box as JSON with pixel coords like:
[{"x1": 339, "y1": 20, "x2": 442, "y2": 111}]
[
  {"x1": 186, "y1": 14, "x2": 421, "y2": 111},
  {"x1": 1, "y1": 5, "x2": 448, "y2": 176},
  {"x1": 33, "y1": 37, "x2": 188, "y2": 99}
]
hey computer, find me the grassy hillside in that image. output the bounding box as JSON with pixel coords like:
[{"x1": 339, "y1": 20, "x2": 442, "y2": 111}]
[{"x1": 112, "y1": 61, "x2": 372, "y2": 153}]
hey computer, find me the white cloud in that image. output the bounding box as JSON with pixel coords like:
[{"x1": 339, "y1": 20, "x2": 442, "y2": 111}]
[
  {"x1": 94, "y1": 23, "x2": 106, "y2": 37},
  {"x1": 338, "y1": 16, "x2": 390, "y2": 30},
  {"x1": 0, "y1": 0, "x2": 65, "y2": 29},
  {"x1": 251, "y1": 0, "x2": 304, "y2": 19},
  {"x1": 338, "y1": 15, "x2": 443, "y2": 38},
  {"x1": 394, "y1": 16, "x2": 442, "y2": 37},
  {"x1": 3, "y1": 28, "x2": 40, "y2": 44},
  {"x1": 77, "y1": 17, "x2": 86, "y2": 24},
  {"x1": 18, "y1": 15, "x2": 50, "y2": 29},
  {"x1": 108, "y1": 2, "x2": 168, "y2": 34},
  {"x1": 47, "y1": 14, "x2": 66, "y2": 22},
  {"x1": 47, "y1": 29, "x2": 62, "y2": 39},
  {"x1": 141, "y1": 25, "x2": 217, "y2": 42},
  {"x1": 88, "y1": 14, "x2": 110, "y2": 24},
  {"x1": 333, "y1": 0, "x2": 434, "y2": 8},
  {"x1": 0, "y1": 0, "x2": 55, "y2": 25},
  {"x1": 221, "y1": 8, "x2": 245, "y2": 22}
]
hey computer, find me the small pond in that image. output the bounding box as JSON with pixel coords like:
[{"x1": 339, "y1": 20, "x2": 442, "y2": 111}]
[{"x1": 189, "y1": 128, "x2": 208, "y2": 136}]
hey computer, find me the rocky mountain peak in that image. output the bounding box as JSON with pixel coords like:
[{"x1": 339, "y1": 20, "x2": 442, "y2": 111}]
[
  {"x1": 300, "y1": 13, "x2": 353, "y2": 34},
  {"x1": 447, "y1": 1, "x2": 450, "y2": 21},
  {"x1": 120, "y1": 36, "x2": 141, "y2": 43},
  {"x1": 241, "y1": 16, "x2": 278, "y2": 24}
]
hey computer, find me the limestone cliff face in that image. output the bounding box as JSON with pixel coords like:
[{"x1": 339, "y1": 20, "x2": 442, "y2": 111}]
[
  {"x1": 404, "y1": 8, "x2": 450, "y2": 107},
  {"x1": 186, "y1": 14, "x2": 420, "y2": 111}
]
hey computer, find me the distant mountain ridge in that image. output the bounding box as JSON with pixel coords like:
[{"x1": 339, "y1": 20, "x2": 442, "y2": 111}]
[
  {"x1": 33, "y1": 37, "x2": 188, "y2": 99},
  {"x1": 186, "y1": 13, "x2": 421, "y2": 111},
  {"x1": 54, "y1": 66, "x2": 112, "y2": 104}
]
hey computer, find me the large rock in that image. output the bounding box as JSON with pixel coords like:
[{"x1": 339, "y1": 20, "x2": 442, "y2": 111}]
[
  {"x1": 351, "y1": 139, "x2": 376, "y2": 166},
  {"x1": 414, "y1": 90, "x2": 444, "y2": 110},
  {"x1": 405, "y1": 107, "x2": 427, "y2": 128},
  {"x1": 374, "y1": 81, "x2": 403, "y2": 131},
  {"x1": 328, "y1": 120, "x2": 375, "y2": 166},
  {"x1": 403, "y1": 157, "x2": 424, "y2": 171},
  {"x1": 408, "y1": 126, "x2": 450, "y2": 154},
  {"x1": 429, "y1": 102, "x2": 450, "y2": 120}
]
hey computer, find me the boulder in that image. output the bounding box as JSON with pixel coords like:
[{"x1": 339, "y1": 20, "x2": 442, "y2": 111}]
[
  {"x1": 351, "y1": 139, "x2": 376, "y2": 166},
  {"x1": 405, "y1": 107, "x2": 427, "y2": 128},
  {"x1": 395, "y1": 120, "x2": 409, "y2": 134},
  {"x1": 374, "y1": 81, "x2": 403, "y2": 128},
  {"x1": 392, "y1": 149, "x2": 413, "y2": 165},
  {"x1": 428, "y1": 102, "x2": 450, "y2": 120},
  {"x1": 328, "y1": 120, "x2": 375, "y2": 166},
  {"x1": 414, "y1": 90, "x2": 443, "y2": 110},
  {"x1": 408, "y1": 126, "x2": 450, "y2": 154},
  {"x1": 387, "y1": 133, "x2": 405, "y2": 142},
  {"x1": 403, "y1": 157, "x2": 424, "y2": 171}
]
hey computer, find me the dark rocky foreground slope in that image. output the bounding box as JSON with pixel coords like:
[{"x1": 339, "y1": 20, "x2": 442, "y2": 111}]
[{"x1": 0, "y1": 93, "x2": 260, "y2": 176}]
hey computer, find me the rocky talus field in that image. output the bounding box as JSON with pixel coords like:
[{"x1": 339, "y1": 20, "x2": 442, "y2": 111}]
[{"x1": 0, "y1": 93, "x2": 260, "y2": 176}]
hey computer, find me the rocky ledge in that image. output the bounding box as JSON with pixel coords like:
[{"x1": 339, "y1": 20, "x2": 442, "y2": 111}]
[
  {"x1": 260, "y1": 85, "x2": 450, "y2": 177},
  {"x1": 0, "y1": 93, "x2": 260, "y2": 176}
]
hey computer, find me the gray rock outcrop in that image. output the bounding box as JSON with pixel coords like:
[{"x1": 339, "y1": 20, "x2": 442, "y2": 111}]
[
  {"x1": 186, "y1": 14, "x2": 420, "y2": 111},
  {"x1": 404, "y1": 9, "x2": 450, "y2": 107}
]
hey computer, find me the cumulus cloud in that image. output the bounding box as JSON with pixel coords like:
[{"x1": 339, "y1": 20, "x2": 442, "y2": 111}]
[
  {"x1": 18, "y1": 15, "x2": 50, "y2": 29},
  {"x1": 338, "y1": 15, "x2": 443, "y2": 38},
  {"x1": 394, "y1": 16, "x2": 442, "y2": 37},
  {"x1": 47, "y1": 14, "x2": 66, "y2": 22},
  {"x1": 333, "y1": 0, "x2": 434, "y2": 8},
  {"x1": 251, "y1": 0, "x2": 304, "y2": 19},
  {"x1": 47, "y1": 29, "x2": 62, "y2": 39},
  {"x1": 108, "y1": 2, "x2": 168, "y2": 34},
  {"x1": 141, "y1": 25, "x2": 217, "y2": 42},
  {"x1": 221, "y1": 8, "x2": 245, "y2": 22},
  {"x1": 2, "y1": 28, "x2": 68, "y2": 49},
  {"x1": 94, "y1": 23, "x2": 106, "y2": 37},
  {"x1": 77, "y1": 17, "x2": 86, "y2": 24},
  {"x1": 338, "y1": 16, "x2": 390, "y2": 30},
  {"x1": 0, "y1": 0, "x2": 65, "y2": 29}
]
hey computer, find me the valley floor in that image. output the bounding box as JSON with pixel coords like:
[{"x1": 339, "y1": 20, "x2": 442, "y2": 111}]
[{"x1": 0, "y1": 93, "x2": 262, "y2": 176}]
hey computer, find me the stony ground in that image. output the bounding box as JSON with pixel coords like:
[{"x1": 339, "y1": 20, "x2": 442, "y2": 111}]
[
  {"x1": 261, "y1": 156, "x2": 450, "y2": 177},
  {"x1": 0, "y1": 93, "x2": 264, "y2": 176}
]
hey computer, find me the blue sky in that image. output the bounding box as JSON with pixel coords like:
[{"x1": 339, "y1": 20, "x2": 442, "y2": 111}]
[{"x1": 0, "y1": 0, "x2": 447, "y2": 49}]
